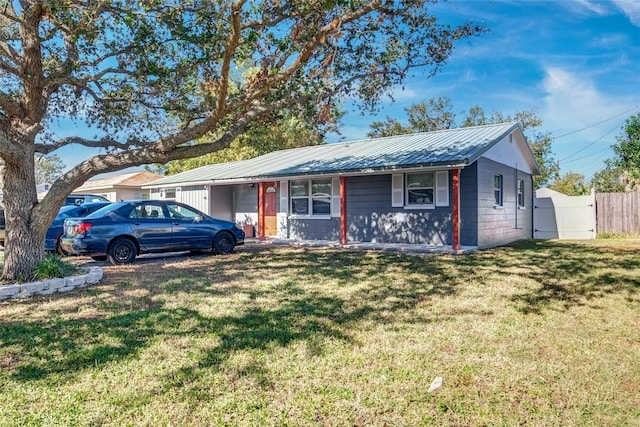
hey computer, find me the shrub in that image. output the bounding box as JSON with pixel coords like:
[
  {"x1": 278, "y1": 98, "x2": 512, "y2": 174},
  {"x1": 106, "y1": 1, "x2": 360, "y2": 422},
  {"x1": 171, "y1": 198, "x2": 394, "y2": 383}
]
[{"x1": 33, "y1": 254, "x2": 79, "y2": 280}]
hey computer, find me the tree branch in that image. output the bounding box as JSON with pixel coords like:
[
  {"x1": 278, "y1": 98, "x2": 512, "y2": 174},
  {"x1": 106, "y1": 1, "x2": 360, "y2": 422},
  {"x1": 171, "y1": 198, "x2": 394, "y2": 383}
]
[
  {"x1": 235, "y1": 1, "x2": 380, "y2": 108},
  {"x1": 211, "y1": 0, "x2": 245, "y2": 124},
  {"x1": 34, "y1": 136, "x2": 141, "y2": 155}
]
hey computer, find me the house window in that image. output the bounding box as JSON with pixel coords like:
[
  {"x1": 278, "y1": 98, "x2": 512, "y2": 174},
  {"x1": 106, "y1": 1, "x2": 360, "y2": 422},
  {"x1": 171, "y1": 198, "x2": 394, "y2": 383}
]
[
  {"x1": 392, "y1": 171, "x2": 449, "y2": 208},
  {"x1": 290, "y1": 179, "x2": 332, "y2": 216},
  {"x1": 407, "y1": 172, "x2": 434, "y2": 206},
  {"x1": 494, "y1": 175, "x2": 503, "y2": 207},
  {"x1": 165, "y1": 188, "x2": 176, "y2": 200},
  {"x1": 517, "y1": 179, "x2": 525, "y2": 208}
]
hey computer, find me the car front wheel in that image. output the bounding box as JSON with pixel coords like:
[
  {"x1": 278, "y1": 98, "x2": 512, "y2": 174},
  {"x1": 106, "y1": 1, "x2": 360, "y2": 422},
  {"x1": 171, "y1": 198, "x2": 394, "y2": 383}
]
[
  {"x1": 212, "y1": 232, "x2": 235, "y2": 255},
  {"x1": 107, "y1": 238, "x2": 137, "y2": 265}
]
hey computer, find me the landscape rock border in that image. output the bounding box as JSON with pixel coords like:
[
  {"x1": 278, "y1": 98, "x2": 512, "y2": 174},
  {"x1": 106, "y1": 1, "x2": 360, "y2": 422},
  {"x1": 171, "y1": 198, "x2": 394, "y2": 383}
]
[{"x1": 0, "y1": 267, "x2": 104, "y2": 301}]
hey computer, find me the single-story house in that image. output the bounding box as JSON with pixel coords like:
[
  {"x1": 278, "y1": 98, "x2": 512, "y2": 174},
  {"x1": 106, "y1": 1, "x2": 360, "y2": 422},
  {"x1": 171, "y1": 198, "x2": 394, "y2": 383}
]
[
  {"x1": 144, "y1": 122, "x2": 540, "y2": 250},
  {"x1": 72, "y1": 171, "x2": 163, "y2": 202}
]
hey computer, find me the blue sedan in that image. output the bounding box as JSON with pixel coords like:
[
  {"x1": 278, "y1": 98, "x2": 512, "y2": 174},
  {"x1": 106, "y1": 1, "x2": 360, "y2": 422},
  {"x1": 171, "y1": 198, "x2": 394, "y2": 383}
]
[
  {"x1": 46, "y1": 202, "x2": 112, "y2": 253},
  {"x1": 60, "y1": 200, "x2": 245, "y2": 265}
]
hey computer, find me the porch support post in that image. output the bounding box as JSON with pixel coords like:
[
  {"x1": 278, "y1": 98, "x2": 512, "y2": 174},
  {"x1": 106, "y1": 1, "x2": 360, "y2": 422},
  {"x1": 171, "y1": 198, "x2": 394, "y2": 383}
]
[
  {"x1": 340, "y1": 176, "x2": 347, "y2": 246},
  {"x1": 258, "y1": 182, "x2": 266, "y2": 240},
  {"x1": 452, "y1": 169, "x2": 461, "y2": 251}
]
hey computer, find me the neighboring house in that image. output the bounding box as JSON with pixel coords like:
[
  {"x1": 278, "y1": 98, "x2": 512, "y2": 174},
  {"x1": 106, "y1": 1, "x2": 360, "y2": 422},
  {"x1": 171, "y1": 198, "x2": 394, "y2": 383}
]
[
  {"x1": 144, "y1": 122, "x2": 540, "y2": 249},
  {"x1": 72, "y1": 171, "x2": 163, "y2": 202}
]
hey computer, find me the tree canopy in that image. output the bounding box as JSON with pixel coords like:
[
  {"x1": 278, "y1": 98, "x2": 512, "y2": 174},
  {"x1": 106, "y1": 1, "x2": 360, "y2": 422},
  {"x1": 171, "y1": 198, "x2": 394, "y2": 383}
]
[
  {"x1": 609, "y1": 114, "x2": 640, "y2": 185},
  {"x1": 0, "y1": 0, "x2": 484, "y2": 280},
  {"x1": 367, "y1": 97, "x2": 456, "y2": 137},
  {"x1": 34, "y1": 154, "x2": 65, "y2": 186},
  {"x1": 151, "y1": 111, "x2": 332, "y2": 175},
  {"x1": 588, "y1": 114, "x2": 640, "y2": 193},
  {"x1": 549, "y1": 172, "x2": 588, "y2": 196},
  {"x1": 590, "y1": 166, "x2": 627, "y2": 193}
]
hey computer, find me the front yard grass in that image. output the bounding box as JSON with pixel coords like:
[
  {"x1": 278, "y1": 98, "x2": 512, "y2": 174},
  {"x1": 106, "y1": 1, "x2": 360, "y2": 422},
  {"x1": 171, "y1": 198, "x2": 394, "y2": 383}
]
[{"x1": 1, "y1": 239, "x2": 639, "y2": 426}]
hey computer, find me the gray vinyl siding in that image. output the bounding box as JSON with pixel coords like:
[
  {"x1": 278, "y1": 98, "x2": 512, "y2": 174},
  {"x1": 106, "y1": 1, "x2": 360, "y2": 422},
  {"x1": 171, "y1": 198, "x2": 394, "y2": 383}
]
[
  {"x1": 460, "y1": 164, "x2": 479, "y2": 246},
  {"x1": 289, "y1": 218, "x2": 339, "y2": 240},
  {"x1": 346, "y1": 175, "x2": 452, "y2": 245},
  {"x1": 476, "y1": 157, "x2": 533, "y2": 248}
]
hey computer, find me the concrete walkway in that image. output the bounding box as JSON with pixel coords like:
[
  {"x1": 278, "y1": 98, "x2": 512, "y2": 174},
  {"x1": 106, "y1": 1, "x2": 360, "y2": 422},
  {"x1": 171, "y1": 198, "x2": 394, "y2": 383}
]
[{"x1": 244, "y1": 238, "x2": 478, "y2": 255}]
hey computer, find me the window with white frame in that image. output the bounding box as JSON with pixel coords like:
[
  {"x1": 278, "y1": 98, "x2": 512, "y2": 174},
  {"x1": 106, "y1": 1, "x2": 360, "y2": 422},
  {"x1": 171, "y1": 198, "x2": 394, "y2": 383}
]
[
  {"x1": 392, "y1": 171, "x2": 449, "y2": 208},
  {"x1": 494, "y1": 175, "x2": 503, "y2": 206},
  {"x1": 290, "y1": 179, "x2": 332, "y2": 216},
  {"x1": 150, "y1": 188, "x2": 176, "y2": 200},
  {"x1": 517, "y1": 179, "x2": 525, "y2": 208},
  {"x1": 406, "y1": 172, "x2": 434, "y2": 206}
]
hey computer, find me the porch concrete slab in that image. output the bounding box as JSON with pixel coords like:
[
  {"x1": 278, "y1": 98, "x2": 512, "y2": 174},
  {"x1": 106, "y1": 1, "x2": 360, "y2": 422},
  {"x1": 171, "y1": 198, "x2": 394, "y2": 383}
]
[{"x1": 244, "y1": 238, "x2": 477, "y2": 255}]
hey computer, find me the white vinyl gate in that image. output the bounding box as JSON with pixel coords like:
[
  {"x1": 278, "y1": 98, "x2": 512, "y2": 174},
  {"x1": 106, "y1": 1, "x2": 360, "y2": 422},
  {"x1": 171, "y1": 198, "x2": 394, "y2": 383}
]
[{"x1": 533, "y1": 188, "x2": 596, "y2": 239}]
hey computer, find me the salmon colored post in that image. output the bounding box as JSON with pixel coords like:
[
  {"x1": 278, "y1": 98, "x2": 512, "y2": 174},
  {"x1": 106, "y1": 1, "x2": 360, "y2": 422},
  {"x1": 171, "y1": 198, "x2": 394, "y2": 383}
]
[
  {"x1": 257, "y1": 182, "x2": 266, "y2": 240},
  {"x1": 452, "y1": 169, "x2": 461, "y2": 251},
  {"x1": 340, "y1": 176, "x2": 347, "y2": 245}
]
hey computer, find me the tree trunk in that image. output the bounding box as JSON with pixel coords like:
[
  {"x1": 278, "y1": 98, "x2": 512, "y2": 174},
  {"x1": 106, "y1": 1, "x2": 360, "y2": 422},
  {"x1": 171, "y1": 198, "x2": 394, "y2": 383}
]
[{"x1": 1, "y1": 151, "x2": 46, "y2": 282}]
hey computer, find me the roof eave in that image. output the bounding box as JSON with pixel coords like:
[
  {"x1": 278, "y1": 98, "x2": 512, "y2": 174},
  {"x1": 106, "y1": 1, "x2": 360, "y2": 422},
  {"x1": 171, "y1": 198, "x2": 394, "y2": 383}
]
[{"x1": 143, "y1": 161, "x2": 470, "y2": 188}]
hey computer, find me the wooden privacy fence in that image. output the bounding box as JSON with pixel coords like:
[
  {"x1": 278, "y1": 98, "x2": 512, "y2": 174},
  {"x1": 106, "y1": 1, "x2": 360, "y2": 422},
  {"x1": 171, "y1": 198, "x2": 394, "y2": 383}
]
[{"x1": 596, "y1": 192, "x2": 640, "y2": 234}]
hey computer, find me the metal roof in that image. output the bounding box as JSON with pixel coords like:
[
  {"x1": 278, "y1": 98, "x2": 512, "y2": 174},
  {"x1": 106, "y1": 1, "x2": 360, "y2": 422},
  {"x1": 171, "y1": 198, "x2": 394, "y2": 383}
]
[{"x1": 146, "y1": 122, "x2": 528, "y2": 187}]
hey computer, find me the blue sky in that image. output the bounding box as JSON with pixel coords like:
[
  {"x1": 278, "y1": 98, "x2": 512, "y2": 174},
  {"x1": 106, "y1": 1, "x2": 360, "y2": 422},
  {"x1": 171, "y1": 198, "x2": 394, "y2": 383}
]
[
  {"x1": 331, "y1": 0, "x2": 640, "y2": 181},
  {"x1": 57, "y1": 0, "x2": 640, "y2": 182}
]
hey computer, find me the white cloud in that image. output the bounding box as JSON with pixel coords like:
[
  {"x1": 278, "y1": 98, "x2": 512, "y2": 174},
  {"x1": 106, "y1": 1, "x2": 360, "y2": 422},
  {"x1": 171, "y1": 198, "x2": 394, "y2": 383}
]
[
  {"x1": 572, "y1": 0, "x2": 609, "y2": 15},
  {"x1": 611, "y1": 0, "x2": 640, "y2": 26},
  {"x1": 541, "y1": 67, "x2": 638, "y2": 135},
  {"x1": 572, "y1": 0, "x2": 640, "y2": 26}
]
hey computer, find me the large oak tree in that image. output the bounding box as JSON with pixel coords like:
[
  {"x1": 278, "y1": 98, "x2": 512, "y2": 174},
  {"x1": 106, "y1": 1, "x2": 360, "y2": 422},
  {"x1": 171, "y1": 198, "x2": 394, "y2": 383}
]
[{"x1": 0, "y1": 0, "x2": 483, "y2": 281}]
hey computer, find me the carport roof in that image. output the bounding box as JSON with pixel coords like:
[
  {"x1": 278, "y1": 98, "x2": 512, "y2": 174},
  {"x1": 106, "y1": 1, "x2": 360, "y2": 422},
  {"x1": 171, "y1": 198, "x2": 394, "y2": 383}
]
[{"x1": 145, "y1": 121, "x2": 531, "y2": 187}]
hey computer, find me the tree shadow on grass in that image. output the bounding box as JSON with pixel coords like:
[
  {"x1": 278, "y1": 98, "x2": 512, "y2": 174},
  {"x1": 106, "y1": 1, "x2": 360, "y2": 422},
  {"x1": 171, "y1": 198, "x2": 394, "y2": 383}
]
[
  {"x1": 454, "y1": 239, "x2": 640, "y2": 314},
  {"x1": 4, "y1": 241, "x2": 636, "y2": 383},
  {"x1": 1, "y1": 247, "x2": 463, "y2": 384}
]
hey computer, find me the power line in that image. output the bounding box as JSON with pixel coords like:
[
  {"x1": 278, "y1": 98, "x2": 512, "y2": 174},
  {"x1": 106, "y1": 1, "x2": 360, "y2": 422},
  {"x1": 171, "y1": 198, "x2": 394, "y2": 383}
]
[
  {"x1": 561, "y1": 145, "x2": 613, "y2": 165},
  {"x1": 551, "y1": 105, "x2": 639, "y2": 140},
  {"x1": 558, "y1": 120, "x2": 624, "y2": 163}
]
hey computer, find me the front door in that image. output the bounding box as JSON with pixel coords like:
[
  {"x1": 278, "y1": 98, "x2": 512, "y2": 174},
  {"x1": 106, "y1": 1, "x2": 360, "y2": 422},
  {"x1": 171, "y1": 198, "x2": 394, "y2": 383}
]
[{"x1": 264, "y1": 183, "x2": 278, "y2": 236}]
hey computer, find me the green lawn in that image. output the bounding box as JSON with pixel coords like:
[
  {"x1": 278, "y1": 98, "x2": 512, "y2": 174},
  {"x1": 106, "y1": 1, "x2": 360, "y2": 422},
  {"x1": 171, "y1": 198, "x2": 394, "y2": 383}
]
[{"x1": 1, "y1": 239, "x2": 639, "y2": 426}]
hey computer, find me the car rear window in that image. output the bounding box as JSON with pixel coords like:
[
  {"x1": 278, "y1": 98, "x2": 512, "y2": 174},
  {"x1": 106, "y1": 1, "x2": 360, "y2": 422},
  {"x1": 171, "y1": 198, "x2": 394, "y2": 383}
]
[
  {"x1": 84, "y1": 202, "x2": 128, "y2": 218},
  {"x1": 58, "y1": 205, "x2": 82, "y2": 218}
]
